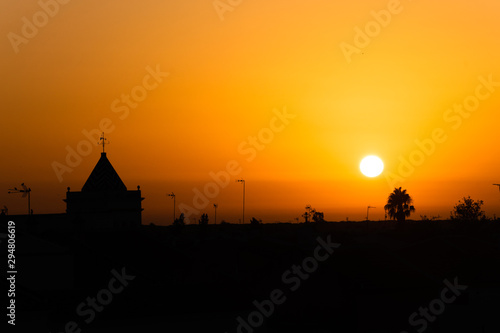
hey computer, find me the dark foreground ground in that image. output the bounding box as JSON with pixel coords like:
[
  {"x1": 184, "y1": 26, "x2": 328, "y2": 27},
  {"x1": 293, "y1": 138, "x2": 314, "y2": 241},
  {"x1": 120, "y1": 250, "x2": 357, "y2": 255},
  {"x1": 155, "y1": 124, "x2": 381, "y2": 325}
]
[{"x1": 3, "y1": 219, "x2": 500, "y2": 332}]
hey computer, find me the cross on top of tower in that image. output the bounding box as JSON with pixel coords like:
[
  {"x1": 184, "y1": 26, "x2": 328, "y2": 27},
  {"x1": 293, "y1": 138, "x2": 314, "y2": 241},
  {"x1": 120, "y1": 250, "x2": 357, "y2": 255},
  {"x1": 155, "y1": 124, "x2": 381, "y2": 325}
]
[{"x1": 99, "y1": 132, "x2": 109, "y2": 153}]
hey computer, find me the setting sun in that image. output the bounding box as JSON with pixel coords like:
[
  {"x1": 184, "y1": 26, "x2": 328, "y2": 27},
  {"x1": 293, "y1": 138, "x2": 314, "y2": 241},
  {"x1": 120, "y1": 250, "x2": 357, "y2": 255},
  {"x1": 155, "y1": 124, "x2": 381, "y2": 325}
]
[{"x1": 360, "y1": 156, "x2": 384, "y2": 178}]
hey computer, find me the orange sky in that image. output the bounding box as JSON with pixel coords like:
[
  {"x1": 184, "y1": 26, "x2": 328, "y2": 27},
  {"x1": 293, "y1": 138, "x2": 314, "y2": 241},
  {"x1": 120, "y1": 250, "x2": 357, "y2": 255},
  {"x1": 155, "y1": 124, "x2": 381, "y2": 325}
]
[{"x1": 1, "y1": 0, "x2": 499, "y2": 224}]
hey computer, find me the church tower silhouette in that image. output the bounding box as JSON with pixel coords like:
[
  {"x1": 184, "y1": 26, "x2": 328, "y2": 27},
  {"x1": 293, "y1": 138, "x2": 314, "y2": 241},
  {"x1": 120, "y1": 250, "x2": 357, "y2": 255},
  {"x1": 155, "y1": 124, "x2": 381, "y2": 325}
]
[{"x1": 64, "y1": 135, "x2": 143, "y2": 229}]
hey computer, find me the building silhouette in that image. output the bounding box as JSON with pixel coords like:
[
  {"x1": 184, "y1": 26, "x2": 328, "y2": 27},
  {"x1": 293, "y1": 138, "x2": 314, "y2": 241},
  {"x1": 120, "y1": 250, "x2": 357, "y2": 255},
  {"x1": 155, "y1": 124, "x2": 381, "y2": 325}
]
[{"x1": 64, "y1": 152, "x2": 143, "y2": 229}]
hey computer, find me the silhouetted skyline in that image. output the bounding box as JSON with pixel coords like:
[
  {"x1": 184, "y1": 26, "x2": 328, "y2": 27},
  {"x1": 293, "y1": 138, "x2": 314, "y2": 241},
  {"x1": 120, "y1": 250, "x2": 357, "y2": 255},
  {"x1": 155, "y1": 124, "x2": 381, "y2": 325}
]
[
  {"x1": 4, "y1": 1, "x2": 500, "y2": 331},
  {"x1": 2, "y1": 1, "x2": 500, "y2": 225}
]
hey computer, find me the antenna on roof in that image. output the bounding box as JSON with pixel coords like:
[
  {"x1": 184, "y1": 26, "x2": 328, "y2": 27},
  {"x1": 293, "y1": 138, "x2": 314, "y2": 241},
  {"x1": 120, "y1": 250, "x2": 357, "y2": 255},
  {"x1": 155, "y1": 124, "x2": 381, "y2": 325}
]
[
  {"x1": 99, "y1": 132, "x2": 110, "y2": 153},
  {"x1": 8, "y1": 183, "x2": 31, "y2": 215}
]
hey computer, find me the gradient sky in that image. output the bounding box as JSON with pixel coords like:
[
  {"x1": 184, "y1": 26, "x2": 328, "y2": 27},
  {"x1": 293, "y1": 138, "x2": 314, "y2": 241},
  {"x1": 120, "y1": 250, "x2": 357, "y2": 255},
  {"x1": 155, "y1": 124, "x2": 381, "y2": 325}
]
[{"x1": 1, "y1": 0, "x2": 499, "y2": 224}]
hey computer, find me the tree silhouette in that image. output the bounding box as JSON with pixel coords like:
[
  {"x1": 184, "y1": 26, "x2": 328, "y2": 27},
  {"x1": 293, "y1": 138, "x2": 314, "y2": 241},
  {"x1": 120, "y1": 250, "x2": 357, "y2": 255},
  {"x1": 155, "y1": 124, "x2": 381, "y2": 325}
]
[
  {"x1": 301, "y1": 205, "x2": 325, "y2": 223},
  {"x1": 420, "y1": 214, "x2": 440, "y2": 221},
  {"x1": 198, "y1": 213, "x2": 209, "y2": 226},
  {"x1": 173, "y1": 213, "x2": 185, "y2": 227},
  {"x1": 171, "y1": 213, "x2": 185, "y2": 234},
  {"x1": 302, "y1": 205, "x2": 313, "y2": 223},
  {"x1": 451, "y1": 196, "x2": 485, "y2": 221},
  {"x1": 384, "y1": 187, "x2": 415, "y2": 222},
  {"x1": 312, "y1": 211, "x2": 325, "y2": 223}
]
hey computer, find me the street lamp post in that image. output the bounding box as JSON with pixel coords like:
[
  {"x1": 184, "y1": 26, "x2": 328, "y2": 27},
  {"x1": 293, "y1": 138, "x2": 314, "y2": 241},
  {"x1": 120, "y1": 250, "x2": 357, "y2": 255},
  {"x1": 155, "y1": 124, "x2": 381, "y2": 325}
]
[
  {"x1": 213, "y1": 204, "x2": 218, "y2": 225},
  {"x1": 8, "y1": 183, "x2": 31, "y2": 215},
  {"x1": 167, "y1": 192, "x2": 176, "y2": 223},
  {"x1": 366, "y1": 206, "x2": 376, "y2": 221},
  {"x1": 237, "y1": 179, "x2": 245, "y2": 224}
]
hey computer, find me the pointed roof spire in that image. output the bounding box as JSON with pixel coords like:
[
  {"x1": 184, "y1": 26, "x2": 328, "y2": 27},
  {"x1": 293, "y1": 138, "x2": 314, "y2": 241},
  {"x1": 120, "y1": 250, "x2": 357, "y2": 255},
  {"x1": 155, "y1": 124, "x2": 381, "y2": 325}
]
[{"x1": 82, "y1": 152, "x2": 127, "y2": 192}]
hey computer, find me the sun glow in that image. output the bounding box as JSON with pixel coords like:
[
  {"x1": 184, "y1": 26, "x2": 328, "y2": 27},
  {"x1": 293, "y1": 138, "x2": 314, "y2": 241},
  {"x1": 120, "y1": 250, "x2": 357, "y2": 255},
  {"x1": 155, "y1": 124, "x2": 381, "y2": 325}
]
[{"x1": 360, "y1": 156, "x2": 384, "y2": 178}]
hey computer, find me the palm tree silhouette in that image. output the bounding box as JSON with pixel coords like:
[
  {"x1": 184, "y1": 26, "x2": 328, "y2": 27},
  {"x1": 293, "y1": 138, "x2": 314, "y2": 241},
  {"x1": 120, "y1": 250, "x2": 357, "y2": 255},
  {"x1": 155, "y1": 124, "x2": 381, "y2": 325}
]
[{"x1": 384, "y1": 187, "x2": 415, "y2": 222}]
